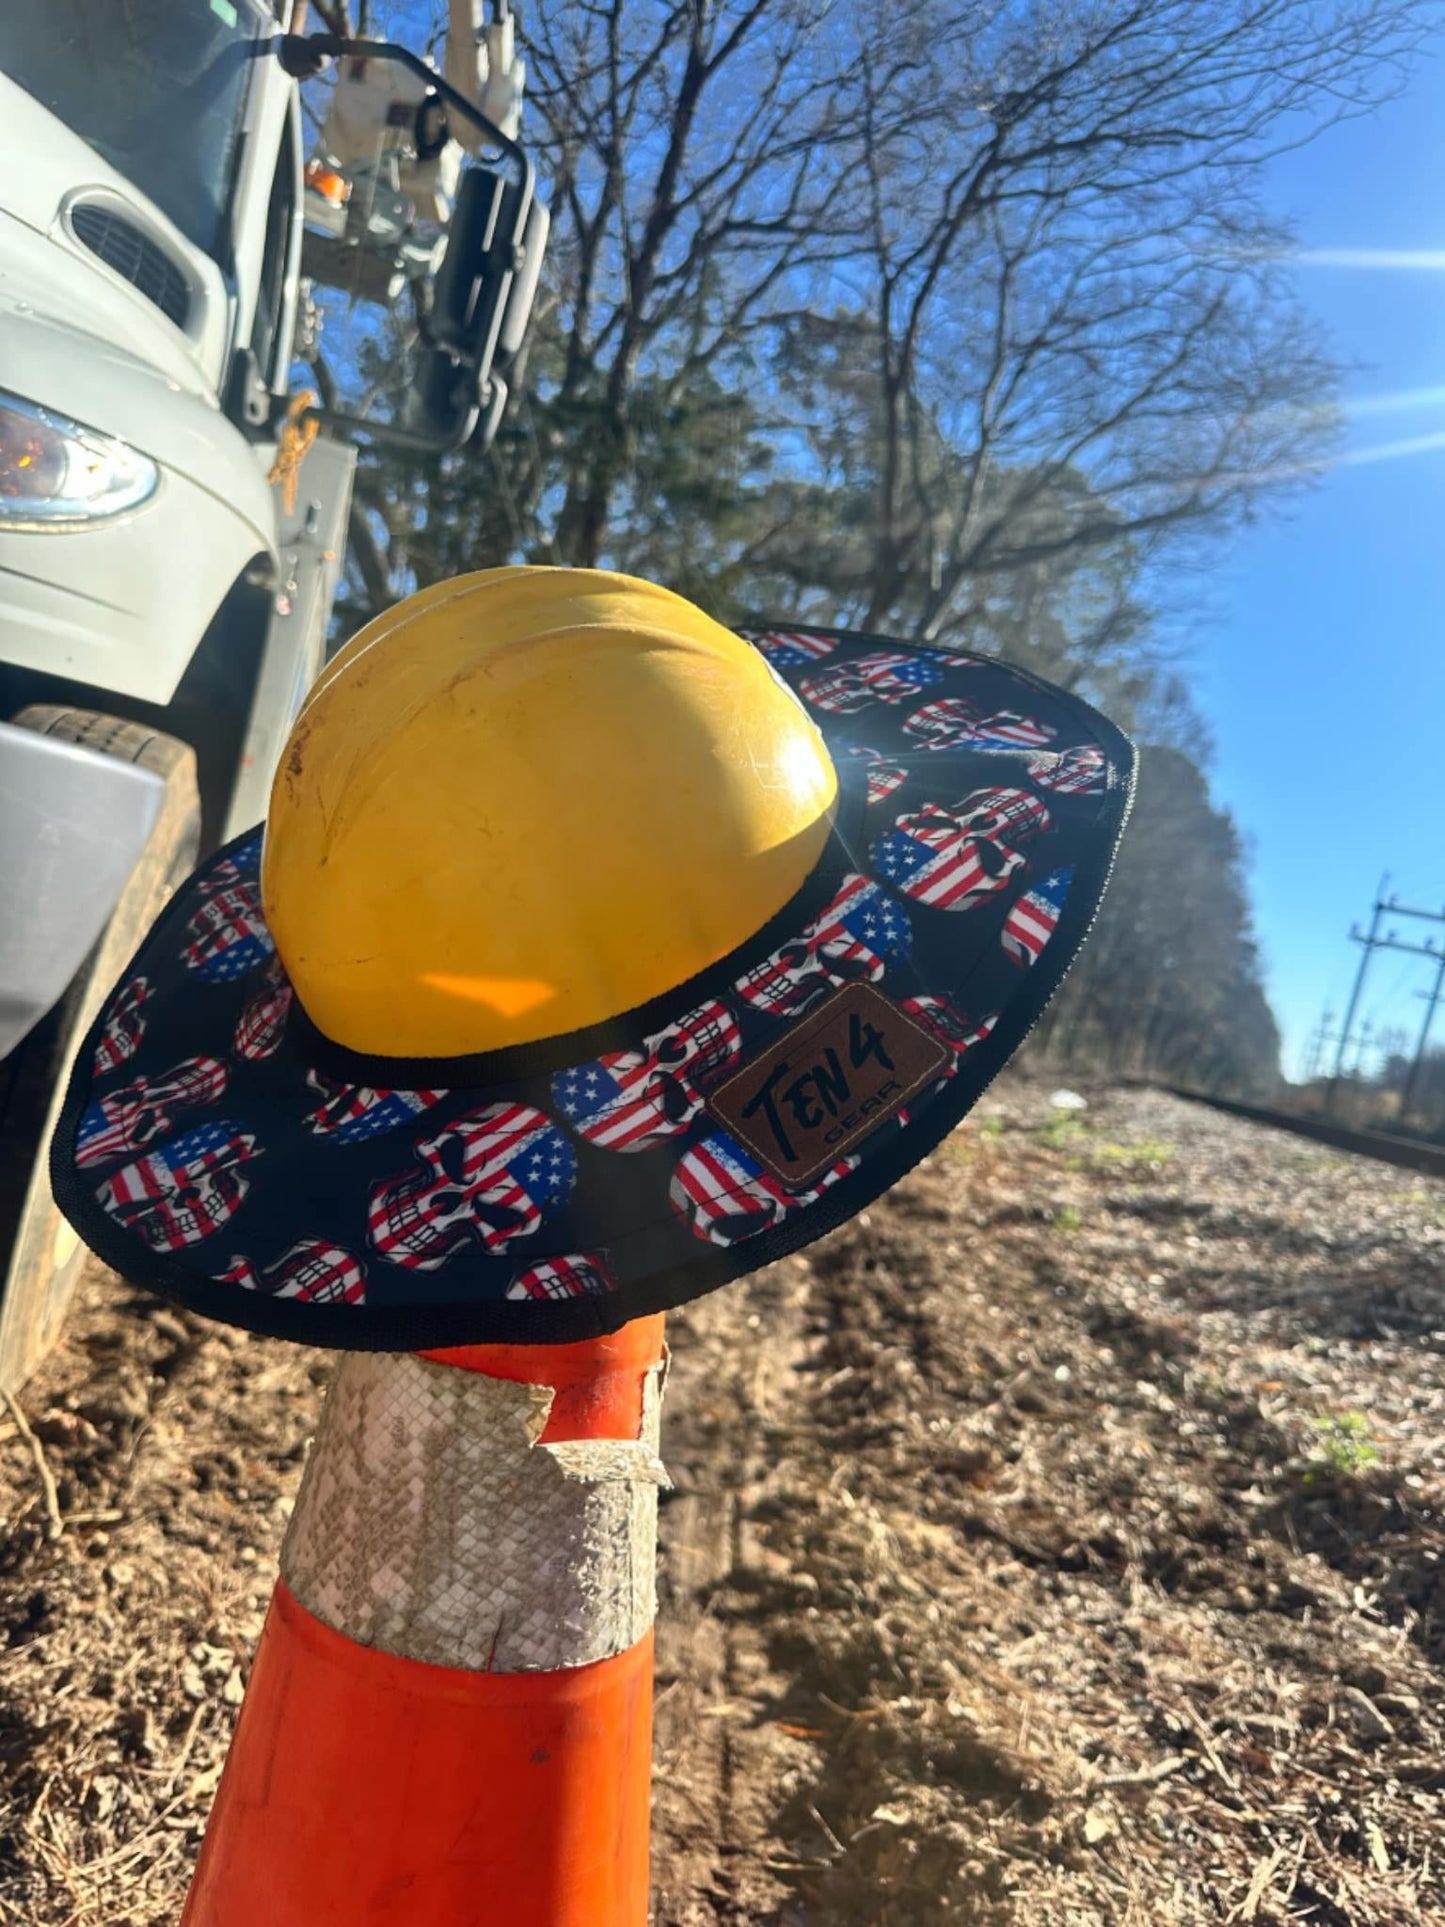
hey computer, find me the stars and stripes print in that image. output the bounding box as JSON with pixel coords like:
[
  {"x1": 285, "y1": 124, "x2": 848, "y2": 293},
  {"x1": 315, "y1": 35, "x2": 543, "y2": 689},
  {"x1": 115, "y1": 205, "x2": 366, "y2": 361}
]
[
  {"x1": 799, "y1": 651, "x2": 945, "y2": 715},
  {"x1": 670, "y1": 1131, "x2": 858, "y2": 1247},
  {"x1": 98, "y1": 1120, "x2": 260, "y2": 1251},
  {"x1": 900, "y1": 995, "x2": 998, "y2": 1066},
  {"x1": 553, "y1": 1000, "x2": 741, "y2": 1151},
  {"x1": 746, "y1": 630, "x2": 839, "y2": 672},
  {"x1": 507, "y1": 1252, "x2": 616, "y2": 1301},
  {"x1": 871, "y1": 789, "x2": 1049, "y2": 912},
  {"x1": 93, "y1": 975, "x2": 153, "y2": 1075},
  {"x1": 220, "y1": 1238, "x2": 367, "y2": 1305},
  {"x1": 889, "y1": 998, "x2": 1001, "y2": 1128},
  {"x1": 1028, "y1": 744, "x2": 1106, "y2": 794},
  {"x1": 233, "y1": 961, "x2": 293, "y2": 1061},
  {"x1": 368, "y1": 1103, "x2": 578, "y2": 1269},
  {"x1": 1001, "y1": 866, "x2": 1073, "y2": 967},
  {"x1": 736, "y1": 874, "x2": 912, "y2": 1019},
  {"x1": 181, "y1": 882, "x2": 274, "y2": 983},
  {"x1": 76, "y1": 1055, "x2": 228, "y2": 1168},
  {"x1": 902, "y1": 698, "x2": 1056, "y2": 752},
  {"x1": 200, "y1": 831, "x2": 262, "y2": 890},
  {"x1": 841, "y1": 744, "x2": 908, "y2": 805},
  {"x1": 304, "y1": 1069, "x2": 449, "y2": 1144},
  {"x1": 872, "y1": 807, "x2": 1003, "y2": 909}
]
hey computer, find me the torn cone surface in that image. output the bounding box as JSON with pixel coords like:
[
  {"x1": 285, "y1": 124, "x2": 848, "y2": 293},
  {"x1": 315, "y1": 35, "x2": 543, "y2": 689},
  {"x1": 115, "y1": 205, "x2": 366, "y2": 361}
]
[{"x1": 182, "y1": 1319, "x2": 666, "y2": 1926}]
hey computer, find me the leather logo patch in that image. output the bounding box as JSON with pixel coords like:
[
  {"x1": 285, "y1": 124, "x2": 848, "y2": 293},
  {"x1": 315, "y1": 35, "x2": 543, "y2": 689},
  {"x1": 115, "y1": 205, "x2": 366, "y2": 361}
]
[{"x1": 706, "y1": 982, "x2": 950, "y2": 1189}]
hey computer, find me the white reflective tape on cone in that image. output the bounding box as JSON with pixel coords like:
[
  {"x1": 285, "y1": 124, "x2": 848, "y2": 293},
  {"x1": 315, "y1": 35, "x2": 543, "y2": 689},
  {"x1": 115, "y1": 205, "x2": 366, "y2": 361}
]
[{"x1": 280, "y1": 1351, "x2": 669, "y2": 1674}]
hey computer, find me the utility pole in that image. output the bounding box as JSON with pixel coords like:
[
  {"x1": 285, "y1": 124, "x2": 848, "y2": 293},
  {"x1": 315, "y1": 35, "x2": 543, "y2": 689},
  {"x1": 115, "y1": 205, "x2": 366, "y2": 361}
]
[
  {"x1": 1302, "y1": 1009, "x2": 1337, "y2": 1084},
  {"x1": 1326, "y1": 882, "x2": 1445, "y2": 1115},
  {"x1": 1353, "y1": 1017, "x2": 1376, "y2": 1082},
  {"x1": 1327, "y1": 877, "x2": 1389, "y2": 1114},
  {"x1": 1403, "y1": 948, "x2": 1445, "y2": 1121},
  {"x1": 1336, "y1": 929, "x2": 1444, "y2": 1116}
]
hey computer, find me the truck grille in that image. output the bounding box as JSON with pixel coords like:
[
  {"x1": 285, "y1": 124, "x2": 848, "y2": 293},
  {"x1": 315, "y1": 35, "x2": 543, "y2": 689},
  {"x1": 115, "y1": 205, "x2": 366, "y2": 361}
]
[{"x1": 70, "y1": 203, "x2": 190, "y2": 328}]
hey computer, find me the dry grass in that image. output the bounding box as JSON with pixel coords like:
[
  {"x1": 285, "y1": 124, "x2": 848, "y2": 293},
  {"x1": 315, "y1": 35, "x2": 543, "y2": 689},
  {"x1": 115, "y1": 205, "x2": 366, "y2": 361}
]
[{"x1": 3, "y1": 1076, "x2": 1444, "y2": 1924}]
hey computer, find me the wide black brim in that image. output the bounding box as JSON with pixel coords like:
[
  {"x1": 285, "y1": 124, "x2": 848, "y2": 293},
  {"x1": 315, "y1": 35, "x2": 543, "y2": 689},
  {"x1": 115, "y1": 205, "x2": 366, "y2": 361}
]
[{"x1": 51, "y1": 625, "x2": 1135, "y2": 1350}]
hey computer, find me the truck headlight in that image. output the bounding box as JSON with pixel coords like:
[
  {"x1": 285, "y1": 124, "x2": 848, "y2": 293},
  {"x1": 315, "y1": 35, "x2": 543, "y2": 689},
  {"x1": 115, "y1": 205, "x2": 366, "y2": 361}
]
[{"x1": 0, "y1": 390, "x2": 158, "y2": 529}]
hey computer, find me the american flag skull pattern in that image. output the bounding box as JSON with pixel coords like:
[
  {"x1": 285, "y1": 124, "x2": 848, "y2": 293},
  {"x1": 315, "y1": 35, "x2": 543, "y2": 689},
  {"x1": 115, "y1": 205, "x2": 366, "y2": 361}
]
[
  {"x1": 841, "y1": 745, "x2": 908, "y2": 806},
  {"x1": 76, "y1": 1055, "x2": 229, "y2": 1168},
  {"x1": 871, "y1": 788, "x2": 1051, "y2": 911},
  {"x1": 903, "y1": 697, "x2": 1056, "y2": 753},
  {"x1": 1001, "y1": 866, "x2": 1073, "y2": 967},
  {"x1": 368, "y1": 1102, "x2": 578, "y2": 1270},
  {"x1": 736, "y1": 874, "x2": 913, "y2": 1020},
  {"x1": 181, "y1": 881, "x2": 274, "y2": 983},
  {"x1": 901, "y1": 995, "x2": 999, "y2": 1066},
  {"x1": 233, "y1": 959, "x2": 293, "y2": 1061},
  {"x1": 507, "y1": 1252, "x2": 616, "y2": 1301},
  {"x1": 220, "y1": 1238, "x2": 367, "y2": 1305},
  {"x1": 93, "y1": 975, "x2": 153, "y2": 1075},
  {"x1": 54, "y1": 626, "x2": 1129, "y2": 1337},
  {"x1": 1028, "y1": 744, "x2": 1107, "y2": 795},
  {"x1": 98, "y1": 1120, "x2": 261, "y2": 1252},
  {"x1": 671, "y1": 1131, "x2": 858, "y2": 1247},
  {"x1": 552, "y1": 1000, "x2": 742, "y2": 1151},
  {"x1": 799, "y1": 651, "x2": 944, "y2": 715},
  {"x1": 745, "y1": 630, "x2": 839, "y2": 672},
  {"x1": 199, "y1": 831, "x2": 262, "y2": 892},
  {"x1": 305, "y1": 1069, "x2": 449, "y2": 1144},
  {"x1": 890, "y1": 998, "x2": 1001, "y2": 1129}
]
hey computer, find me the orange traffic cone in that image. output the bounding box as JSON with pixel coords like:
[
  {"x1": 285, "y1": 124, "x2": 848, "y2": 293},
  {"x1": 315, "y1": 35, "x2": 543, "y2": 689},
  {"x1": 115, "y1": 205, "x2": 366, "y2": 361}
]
[{"x1": 181, "y1": 1315, "x2": 667, "y2": 1926}]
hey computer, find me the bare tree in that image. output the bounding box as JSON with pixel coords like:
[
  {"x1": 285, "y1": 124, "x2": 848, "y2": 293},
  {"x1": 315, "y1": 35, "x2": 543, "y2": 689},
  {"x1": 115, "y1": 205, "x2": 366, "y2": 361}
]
[
  {"x1": 520, "y1": 0, "x2": 870, "y2": 565},
  {"x1": 359, "y1": 0, "x2": 1425, "y2": 631},
  {"x1": 755, "y1": 0, "x2": 1425, "y2": 640}
]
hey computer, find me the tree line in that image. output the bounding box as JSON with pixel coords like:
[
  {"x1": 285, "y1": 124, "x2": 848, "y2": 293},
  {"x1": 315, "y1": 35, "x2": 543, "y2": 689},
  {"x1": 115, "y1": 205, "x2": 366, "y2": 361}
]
[{"x1": 321, "y1": 0, "x2": 1427, "y2": 1096}]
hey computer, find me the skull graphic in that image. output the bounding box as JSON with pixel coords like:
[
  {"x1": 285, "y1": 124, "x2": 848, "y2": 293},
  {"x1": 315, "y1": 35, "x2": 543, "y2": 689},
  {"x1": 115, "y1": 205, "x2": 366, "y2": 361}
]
[
  {"x1": 93, "y1": 975, "x2": 153, "y2": 1075},
  {"x1": 1001, "y1": 866, "x2": 1073, "y2": 968},
  {"x1": 233, "y1": 959, "x2": 293, "y2": 1061},
  {"x1": 305, "y1": 1070, "x2": 448, "y2": 1144},
  {"x1": 98, "y1": 1120, "x2": 261, "y2": 1252},
  {"x1": 670, "y1": 1131, "x2": 857, "y2": 1247},
  {"x1": 368, "y1": 1102, "x2": 577, "y2": 1270},
  {"x1": 76, "y1": 1055, "x2": 229, "y2": 1168},
  {"x1": 220, "y1": 1238, "x2": 367, "y2": 1306},
  {"x1": 507, "y1": 1252, "x2": 616, "y2": 1301},
  {"x1": 840, "y1": 745, "x2": 908, "y2": 806},
  {"x1": 901, "y1": 995, "x2": 998, "y2": 1064},
  {"x1": 1027, "y1": 744, "x2": 1106, "y2": 795},
  {"x1": 736, "y1": 875, "x2": 913, "y2": 1020},
  {"x1": 201, "y1": 830, "x2": 262, "y2": 891},
  {"x1": 799, "y1": 651, "x2": 943, "y2": 715},
  {"x1": 890, "y1": 998, "x2": 999, "y2": 1128},
  {"x1": 903, "y1": 698, "x2": 1056, "y2": 753},
  {"x1": 870, "y1": 788, "x2": 1050, "y2": 911},
  {"x1": 181, "y1": 881, "x2": 274, "y2": 983},
  {"x1": 552, "y1": 1000, "x2": 741, "y2": 1151},
  {"x1": 745, "y1": 629, "x2": 839, "y2": 673}
]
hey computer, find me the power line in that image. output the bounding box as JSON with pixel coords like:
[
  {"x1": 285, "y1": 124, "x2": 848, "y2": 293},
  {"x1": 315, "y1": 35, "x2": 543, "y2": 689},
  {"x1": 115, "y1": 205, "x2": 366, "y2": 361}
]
[
  {"x1": 1326, "y1": 880, "x2": 1445, "y2": 1115},
  {"x1": 1403, "y1": 950, "x2": 1445, "y2": 1120},
  {"x1": 1326, "y1": 874, "x2": 1389, "y2": 1113},
  {"x1": 1302, "y1": 1009, "x2": 1339, "y2": 1084}
]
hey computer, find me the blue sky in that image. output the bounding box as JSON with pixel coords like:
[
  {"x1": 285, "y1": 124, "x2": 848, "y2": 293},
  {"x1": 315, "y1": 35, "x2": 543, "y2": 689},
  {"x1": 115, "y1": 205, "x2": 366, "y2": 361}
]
[{"x1": 1197, "y1": 51, "x2": 1445, "y2": 1082}]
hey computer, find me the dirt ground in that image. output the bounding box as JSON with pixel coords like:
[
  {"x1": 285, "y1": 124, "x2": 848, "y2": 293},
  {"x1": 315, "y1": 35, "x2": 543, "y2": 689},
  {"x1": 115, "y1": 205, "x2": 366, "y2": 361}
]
[{"x1": 3, "y1": 1075, "x2": 1444, "y2": 1925}]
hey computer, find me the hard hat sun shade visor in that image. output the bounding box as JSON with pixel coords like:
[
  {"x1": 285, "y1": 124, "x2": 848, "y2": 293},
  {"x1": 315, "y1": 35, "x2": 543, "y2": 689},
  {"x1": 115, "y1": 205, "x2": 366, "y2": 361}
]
[{"x1": 49, "y1": 614, "x2": 1134, "y2": 1352}]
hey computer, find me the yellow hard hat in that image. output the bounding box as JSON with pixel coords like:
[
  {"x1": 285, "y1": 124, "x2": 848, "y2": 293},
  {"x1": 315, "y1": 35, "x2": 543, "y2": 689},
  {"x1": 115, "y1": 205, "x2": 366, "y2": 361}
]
[
  {"x1": 57, "y1": 578, "x2": 1135, "y2": 1353},
  {"x1": 262, "y1": 567, "x2": 839, "y2": 1055}
]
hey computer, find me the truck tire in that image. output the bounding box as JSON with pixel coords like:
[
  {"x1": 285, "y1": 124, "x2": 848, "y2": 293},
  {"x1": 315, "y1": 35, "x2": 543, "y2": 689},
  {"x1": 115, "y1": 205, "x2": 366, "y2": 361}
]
[{"x1": 0, "y1": 708, "x2": 201, "y2": 1393}]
